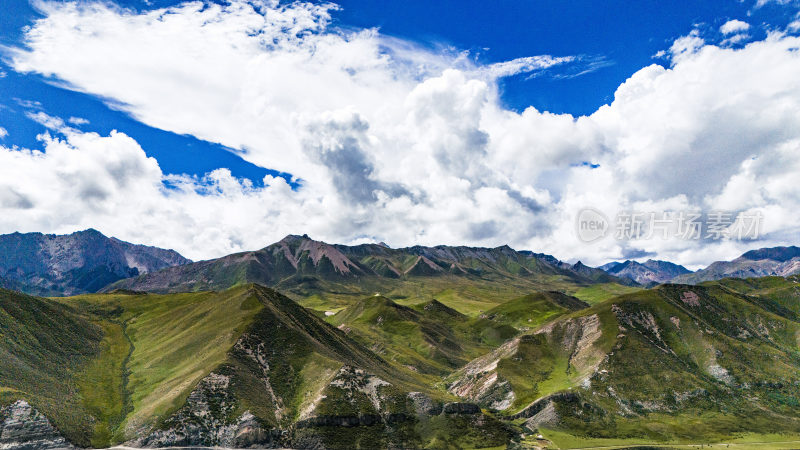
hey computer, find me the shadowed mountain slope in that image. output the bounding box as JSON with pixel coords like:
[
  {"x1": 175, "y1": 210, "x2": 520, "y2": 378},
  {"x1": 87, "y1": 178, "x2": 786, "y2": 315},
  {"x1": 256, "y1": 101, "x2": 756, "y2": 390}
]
[{"x1": 0, "y1": 229, "x2": 189, "y2": 296}]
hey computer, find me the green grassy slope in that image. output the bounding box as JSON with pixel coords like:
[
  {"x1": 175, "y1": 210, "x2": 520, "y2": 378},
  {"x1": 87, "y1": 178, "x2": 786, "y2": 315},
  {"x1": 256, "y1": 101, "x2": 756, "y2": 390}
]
[
  {"x1": 7, "y1": 275, "x2": 800, "y2": 449},
  {"x1": 328, "y1": 296, "x2": 490, "y2": 376},
  {"x1": 327, "y1": 292, "x2": 590, "y2": 378},
  {"x1": 703, "y1": 275, "x2": 800, "y2": 317},
  {"x1": 52, "y1": 286, "x2": 267, "y2": 445},
  {"x1": 572, "y1": 281, "x2": 643, "y2": 304},
  {"x1": 0, "y1": 288, "x2": 103, "y2": 446},
  {"x1": 471, "y1": 291, "x2": 589, "y2": 331},
  {"x1": 289, "y1": 272, "x2": 613, "y2": 318},
  {"x1": 446, "y1": 282, "x2": 800, "y2": 446},
  {"x1": 4, "y1": 284, "x2": 515, "y2": 449}
]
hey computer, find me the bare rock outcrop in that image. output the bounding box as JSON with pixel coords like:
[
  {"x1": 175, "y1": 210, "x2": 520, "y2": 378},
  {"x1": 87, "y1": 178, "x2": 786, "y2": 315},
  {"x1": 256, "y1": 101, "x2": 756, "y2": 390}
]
[
  {"x1": 129, "y1": 373, "x2": 278, "y2": 448},
  {"x1": 0, "y1": 400, "x2": 71, "y2": 450}
]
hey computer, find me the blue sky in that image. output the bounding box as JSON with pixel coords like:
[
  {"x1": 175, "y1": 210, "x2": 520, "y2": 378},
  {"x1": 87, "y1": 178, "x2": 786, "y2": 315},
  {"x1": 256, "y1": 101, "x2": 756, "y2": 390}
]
[{"x1": 1, "y1": 0, "x2": 800, "y2": 265}]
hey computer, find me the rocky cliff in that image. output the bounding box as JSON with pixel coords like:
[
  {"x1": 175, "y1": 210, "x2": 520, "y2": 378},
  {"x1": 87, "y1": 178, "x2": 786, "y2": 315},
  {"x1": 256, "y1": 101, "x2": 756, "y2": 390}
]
[{"x1": 0, "y1": 401, "x2": 71, "y2": 450}]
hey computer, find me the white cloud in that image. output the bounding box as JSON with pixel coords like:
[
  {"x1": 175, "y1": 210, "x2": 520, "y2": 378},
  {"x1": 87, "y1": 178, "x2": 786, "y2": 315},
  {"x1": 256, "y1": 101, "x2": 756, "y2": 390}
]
[
  {"x1": 720, "y1": 19, "x2": 751, "y2": 34},
  {"x1": 722, "y1": 33, "x2": 751, "y2": 46},
  {"x1": 482, "y1": 55, "x2": 574, "y2": 78},
  {"x1": 755, "y1": 0, "x2": 794, "y2": 8},
  {"x1": 67, "y1": 116, "x2": 89, "y2": 125},
  {"x1": 668, "y1": 30, "x2": 705, "y2": 63},
  {"x1": 4, "y1": 0, "x2": 800, "y2": 268},
  {"x1": 26, "y1": 111, "x2": 67, "y2": 131},
  {"x1": 0, "y1": 127, "x2": 7, "y2": 138}
]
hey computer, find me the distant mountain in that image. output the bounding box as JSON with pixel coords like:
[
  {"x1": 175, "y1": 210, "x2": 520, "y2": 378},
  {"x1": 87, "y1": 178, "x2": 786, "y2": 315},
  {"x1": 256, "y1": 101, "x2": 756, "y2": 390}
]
[
  {"x1": 0, "y1": 229, "x2": 190, "y2": 295},
  {"x1": 673, "y1": 245, "x2": 800, "y2": 284},
  {"x1": 106, "y1": 234, "x2": 631, "y2": 299},
  {"x1": 569, "y1": 260, "x2": 639, "y2": 285},
  {"x1": 600, "y1": 259, "x2": 692, "y2": 285}
]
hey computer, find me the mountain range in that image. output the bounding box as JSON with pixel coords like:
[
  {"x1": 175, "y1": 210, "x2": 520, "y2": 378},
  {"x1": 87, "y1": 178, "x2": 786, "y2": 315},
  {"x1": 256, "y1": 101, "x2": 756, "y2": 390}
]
[
  {"x1": 0, "y1": 229, "x2": 189, "y2": 296},
  {"x1": 5, "y1": 230, "x2": 800, "y2": 298},
  {"x1": 104, "y1": 234, "x2": 629, "y2": 313},
  {"x1": 672, "y1": 246, "x2": 800, "y2": 284},
  {"x1": 5, "y1": 231, "x2": 800, "y2": 448},
  {"x1": 598, "y1": 246, "x2": 800, "y2": 286}
]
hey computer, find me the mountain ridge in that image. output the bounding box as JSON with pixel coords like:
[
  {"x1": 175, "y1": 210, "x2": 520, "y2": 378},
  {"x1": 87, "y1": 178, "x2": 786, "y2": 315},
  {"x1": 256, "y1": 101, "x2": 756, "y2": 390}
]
[
  {"x1": 105, "y1": 234, "x2": 635, "y2": 310},
  {"x1": 600, "y1": 259, "x2": 692, "y2": 285},
  {"x1": 0, "y1": 229, "x2": 190, "y2": 296},
  {"x1": 674, "y1": 245, "x2": 800, "y2": 284}
]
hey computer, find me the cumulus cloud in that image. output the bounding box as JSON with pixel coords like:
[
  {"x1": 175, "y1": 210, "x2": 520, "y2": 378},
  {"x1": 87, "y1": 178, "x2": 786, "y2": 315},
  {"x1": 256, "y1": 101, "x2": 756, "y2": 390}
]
[
  {"x1": 4, "y1": 0, "x2": 800, "y2": 268},
  {"x1": 720, "y1": 19, "x2": 750, "y2": 35}
]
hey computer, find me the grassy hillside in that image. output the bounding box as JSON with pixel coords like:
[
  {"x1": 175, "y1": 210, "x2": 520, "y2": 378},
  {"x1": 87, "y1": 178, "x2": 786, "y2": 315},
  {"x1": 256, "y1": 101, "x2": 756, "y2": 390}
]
[
  {"x1": 703, "y1": 275, "x2": 800, "y2": 317},
  {"x1": 326, "y1": 291, "x2": 590, "y2": 378},
  {"x1": 63, "y1": 286, "x2": 268, "y2": 444},
  {"x1": 6, "y1": 275, "x2": 800, "y2": 449},
  {"x1": 471, "y1": 291, "x2": 588, "y2": 331},
  {"x1": 329, "y1": 296, "x2": 491, "y2": 376},
  {"x1": 446, "y1": 281, "x2": 800, "y2": 446},
  {"x1": 2, "y1": 284, "x2": 514, "y2": 449},
  {"x1": 0, "y1": 288, "x2": 103, "y2": 446},
  {"x1": 572, "y1": 281, "x2": 642, "y2": 304}
]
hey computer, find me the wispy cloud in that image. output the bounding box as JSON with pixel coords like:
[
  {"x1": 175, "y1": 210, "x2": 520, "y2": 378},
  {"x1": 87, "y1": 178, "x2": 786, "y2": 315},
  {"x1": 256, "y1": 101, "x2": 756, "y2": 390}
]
[
  {"x1": 68, "y1": 116, "x2": 89, "y2": 126},
  {"x1": 548, "y1": 55, "x2": 615, "y2": 80},
  {"x1": 25, "y1": 111, "x2": 68, "y2": 131},
  {"x1": 755, "y1": 0, "x2": 795, "y2": 8},
  {"x1": 13, "y1": 98, "x2": 42, "y2": 109},
  {"x1": 483, "y1": 55, "x2": 575, "y2": 78}
]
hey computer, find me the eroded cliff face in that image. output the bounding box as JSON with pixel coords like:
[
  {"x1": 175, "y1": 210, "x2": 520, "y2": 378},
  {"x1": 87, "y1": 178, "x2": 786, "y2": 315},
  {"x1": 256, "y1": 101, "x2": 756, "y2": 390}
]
[
  {"x1": 447, "y1": 314, "x2": 605, "y2": 413},
  {"x1": 128, "y1": 373, "x2": 279, "y2": 449},
  {"x1": 0, "y1": 400, "x2": 71, "y2": 450},
  {"x1": 123, "y1": 366, "x2": 500, "y2": 450}
]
